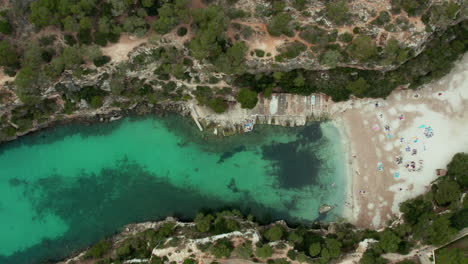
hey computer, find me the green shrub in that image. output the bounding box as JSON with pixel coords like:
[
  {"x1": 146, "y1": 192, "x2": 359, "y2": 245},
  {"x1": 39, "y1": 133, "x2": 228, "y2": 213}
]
[
  {"x1": 278, "y1": 41, "x2": 307, "y2": 59},
  {"x1": 209, "y1": 238, "x2": 233, "y2": 258},
  {"x1": 194, "y1": 213, "x2": 214, "y2": 233},
  {"x1": 299, "y1": 26, "x2": 328, "y2": 46},
  {"x1": 177, "y1": 26, "x2": 188, "y2": 36},
  {"x1": 346, "y1": 78, "x2": 370, "y2": 97},
  {"x1": 94, "y1": 56, "x2": 111, "y2": 67},
  {"x1": 267, "y1": 13, "x2": 293, "y2": 37},
  {"x1": 287, "y1": 231, "x2": 303, "y2": 245},
  {"x1": 254, "y1": 49, "x2": 265, "y2": 57},
  {"x1": 90, "y1": 96, "x2": 104, "y2": 109},
  {"x1": 183, "y1": 258, "x2": 196, "y2": 264},
  {"x1": 446, "y1": 153, "x2": 468, "y2": 188},
  {"x1": 432, "y1": 180, "x2": 461, "y2": 206},
  {"x1": 234, "y1": 241, "x2": 253, "y2": 259},
  {"x1": 84, "y1": 240, "x2": 111, "y2": 259},
  {"x1": 308, "y1": 242, "x2": 321, "y2": 257},
  {"x1": 347, "y1": 35, "x2": 377, "y2": 61},
  {"x1": 325, "y1": 0, "x2": 350, "y2": 25},
  {"x1": 0, "y1": 19, "x2": 12, "y2": 35},
  {"x1": 319, "y1": 50, "x2": 343, "y2": 68},
  {"x1": 207, "y1": 97, "x2": 228, "y2": 113},
  {"x1": 0, "y1": 40, "x2": 19, "y2": 67},
  {"x1": 292, "y1": 0, "x2": 307, "y2": 11},
  {"x1": 436, "y1": 248, "x2": 466, "y2": 264},
  {"x1": 94, "y1": 31, "x2": 109, "y2": 46},
  {"x1": 77, "y1": 28, "x2": 92, "y2": 44},
  {"x1": 264, "y1": 225, "x2": 283, "y2": 241},
  {"x1": 255, "y1": 244, "x2": 273, "y2": 259},
  {"x1": 236, "y1": 88, "x2": 258, "y2": 109},
  {"x1": 372, "y1": 11, "x2": 391, "y2": 25},
  {"x1": 287, "y1": 249, "x2": 297, "y2": 260},
  {"x1": 64, "y1": 34, "x2": 77, "y2": 46},
  {"x1": 391, "y1": 0, "x2": 429, "y2": 16}
]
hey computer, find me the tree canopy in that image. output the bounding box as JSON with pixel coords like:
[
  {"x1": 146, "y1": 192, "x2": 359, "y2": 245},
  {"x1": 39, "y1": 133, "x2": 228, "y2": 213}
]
[
  {"x1": 348, "y1": 35, "x2": 378, "y2": 61},
  {"x1": 263, "y1": 225, "x2": 284, "y2": 242},
  {"x1": 236, "y1": 88, "x2": 258, "y2": 109}
]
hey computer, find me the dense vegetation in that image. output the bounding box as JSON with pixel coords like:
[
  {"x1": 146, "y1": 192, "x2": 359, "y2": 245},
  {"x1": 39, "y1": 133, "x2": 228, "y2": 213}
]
[
  {"x1": 235, "y1": 20, "x2": 468, "y2": 102},
  {"x1": 0, "y1": 0, "x2": 466, "y2": 136},
  {"x1": 73, "y1": 153, "x2": 467, "y2": 264}
]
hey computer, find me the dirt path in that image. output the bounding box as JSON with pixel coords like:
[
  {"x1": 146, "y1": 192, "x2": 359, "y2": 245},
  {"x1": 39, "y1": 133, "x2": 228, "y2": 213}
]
[
  {"x1": 0, "y1": 68, "x2": 15, "y2": 87},
  {"x1": 101, "y1": 34, "x2": 148, "y2": 63}
]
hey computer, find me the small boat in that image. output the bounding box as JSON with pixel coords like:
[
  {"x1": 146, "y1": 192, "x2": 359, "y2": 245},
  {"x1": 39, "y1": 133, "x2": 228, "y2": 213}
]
[{"x1": 319, "y1": 204, "x2": 334, "y2": 214}]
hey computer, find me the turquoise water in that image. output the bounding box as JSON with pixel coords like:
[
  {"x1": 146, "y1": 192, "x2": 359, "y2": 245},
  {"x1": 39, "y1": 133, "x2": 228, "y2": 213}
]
[{"x1": 0, "y1": 116, "x2": 346, "y2": 264}]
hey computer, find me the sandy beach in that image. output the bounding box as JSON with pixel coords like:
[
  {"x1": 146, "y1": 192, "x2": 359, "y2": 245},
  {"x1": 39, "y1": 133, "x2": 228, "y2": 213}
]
[
  {"x1": 333, "y1": 53, "x2": 468, "y2": 228},
  {"x1": 194, "y1": 53, "x2": 468, "y2": 229}
]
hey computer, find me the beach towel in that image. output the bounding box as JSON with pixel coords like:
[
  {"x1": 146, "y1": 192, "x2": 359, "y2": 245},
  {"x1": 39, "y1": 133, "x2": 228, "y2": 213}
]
[{"x1": 377, "y1": 162, "x2": 383, "y2": 171}]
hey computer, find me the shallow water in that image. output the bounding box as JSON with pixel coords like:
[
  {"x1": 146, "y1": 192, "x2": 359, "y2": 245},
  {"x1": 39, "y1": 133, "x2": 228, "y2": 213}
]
[{"x1": 0, "y1": 115, "x2": 346, "y2": 264}]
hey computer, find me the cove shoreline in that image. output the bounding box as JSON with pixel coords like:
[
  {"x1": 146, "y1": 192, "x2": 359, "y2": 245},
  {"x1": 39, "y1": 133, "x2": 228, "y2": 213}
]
[{"x1": 1, "y1": 53, "x2": 467, "y2": 233}]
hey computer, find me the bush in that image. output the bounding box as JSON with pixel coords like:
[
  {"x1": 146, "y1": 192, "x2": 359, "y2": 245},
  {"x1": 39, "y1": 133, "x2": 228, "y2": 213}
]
[
  {"x1": 194, "y1": 213, "x2": 214, "y2": 233},
  {"x1": 278, "y1": 41, "x2": 307, "y2": 59},
  {"x1": 209, "y1": 238, "x2": 233, "y2": 258},
  {"x1": 436, "y1": 248, "x2": 466, "y2": 264},
  {"x1": 90, "y1": 96, "x2": 104, "y2": 109},
  {"x1": 78, "y1": 28, "x2": 92, "y2": 44},
  {"x1": 94, "y1": 56, "x2": 111, "y2": 67},
  {"x1": 299, "y1": 26, "x2": 329, "y2": 46},
  {"x1": 263, "y1": 225, "x2": 284, "y2": 242},
  {"x1": 346, "y1": 78, "x2": 370, "y2": 97},
  {"x1": 319, "y1": 50, "x2": 343, "y2": 68},
  {"x1": 378, "y1": 229, "x2": 401, "y2": 253},
  {"x1": 400, "y1": 197, "x2": 432, "y2": 226},
  {"x1": 64, "y1": 34, "x2": 77, "y2": 46},
  {"x1": 372, "y1": 11, "x2": 391, "y2": 25},
  {"x1": 287, "y1": 249, "x2": 297, "y2": 260},
  {"x1": 236, "y1": 88, "x2": 258, "y2": 109},
  {"x1": 0, "y1": 19, "x2": 12, "y2": 35},
  {"x1": 338, "y1": 32, "x2": 353, "y2": 43},
  {"x1": 308, "y1": 242, "x2": 321, "y2": 257},
  {"x1": 292, "y1": 0, "x2": 307, "y2": 11},
  {"x1": 254, "y1": 49, "x2": 265, "y2": 57},
  {"x1": 450, "y1": 208, "x2": 468, "y2": 230},
  {"x1": 177, "y1": 26, "x2": 187, "y2": 36},
  {"x1": 347, "y1": 35, "x2": 377, "y2": 61},
  {"x1": 325, "y1": 0, "x2": 350, "y2": 25},
  {"x1": 183, "y1": 258, "x2": 196, "y2": 264},
  {"x1": 446, "y1": 153, "x2": 468, "y2": 188},
  {"x1": 94, "y1": 31, "x2": 109, "y2": 46},
  {"x1": 85, "y1": 240, "x2": 111, "y2": 259},
  {"x1": 391, "y1": 0, "x2": 429, "y2": 16},
  {"x1": 207, "y1": 97, "x2": 228, "y2": 113},
  {"x1": 234, "y1": 241, "x2": 253, "y2": 259},
  {"x1": 267, "y1": 13, "x2": 293, "y2": 37},
  {"x1": 287, "y1": 231, "x2": 303, "y2": 245},
  {"x1": 0, "y1": 40, "x2": 19, "y2": 67},
  {"x1": 432, "y1": 180, "x2": 461, "y2": 206},
  {"x1": 255, "y1": 244, "x2": 273, "y2": 259}
]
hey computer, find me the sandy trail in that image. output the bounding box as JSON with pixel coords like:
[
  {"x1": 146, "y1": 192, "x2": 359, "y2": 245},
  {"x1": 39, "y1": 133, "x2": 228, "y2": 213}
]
[
  {"x1": 0, "y1": 69, "x2": 15, "y2": 87},
  {"x1": 101, "y1": 34, "x2": 148, "y2": 63}
]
